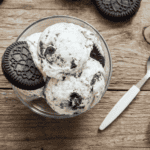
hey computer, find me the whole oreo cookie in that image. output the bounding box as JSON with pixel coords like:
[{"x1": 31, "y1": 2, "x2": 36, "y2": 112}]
[
  {"x1": 0, "y1": 0, "x2": 3, "y2": 5},
  {"x1": 94, "y1": 0, "x2": 142, "y2": 21},
  {"x1": 2, "y1": 41, "x2": 45, "y2": 90}
]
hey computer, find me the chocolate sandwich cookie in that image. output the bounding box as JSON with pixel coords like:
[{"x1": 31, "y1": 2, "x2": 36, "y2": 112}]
[
  {"x1": 94, "y1": 0, "x2": 142, "y2": 21},
  {"x1": 0, "y1": 0, "x2": 3, "y2": 5},
  {"x1": 2, "y1": 41, "x2": 45, "y2": 90}
]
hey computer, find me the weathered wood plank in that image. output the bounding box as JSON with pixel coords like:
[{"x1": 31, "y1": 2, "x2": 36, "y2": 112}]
[
  {"x1": 0, "y1": 0, "x2": 93, "y2": 10},
  {"x1": 0, "y1": 140, "x2": 150, "y2": 150},
  {"x1": 0, "y1": 0, "x2": 148, "y2": 10}
]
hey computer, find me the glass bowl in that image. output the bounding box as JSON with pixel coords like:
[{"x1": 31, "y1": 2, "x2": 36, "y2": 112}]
[{"x1": 12, "y1": 15, "x2": 112, "y2": 119}]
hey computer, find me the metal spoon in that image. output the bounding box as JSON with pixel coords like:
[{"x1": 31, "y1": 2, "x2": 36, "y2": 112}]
[{"x1": 99, "y1": 56, "x2": 150, "y2": 130}]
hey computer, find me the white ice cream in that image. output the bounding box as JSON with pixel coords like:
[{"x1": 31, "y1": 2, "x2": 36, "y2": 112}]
[
  {"x1": 25, "y1": 32, "x2": 47, "y2": 79},
  {"x1": 79, "y1": 58, "x2": 105, "y2": 108},
  {"x1": 44, "y1": 76, "x2": 93, "y2": 115},
  {"x1": 44, "y1": 58, "x2": 105, "y2": 115},
  {"x1": 37, "y1": 23, "x2": 100, "y2": 80}
]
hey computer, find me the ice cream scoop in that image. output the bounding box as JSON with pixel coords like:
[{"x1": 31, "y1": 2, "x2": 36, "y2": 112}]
[
  {"x1": 43, "y1": 58, "x2": 105, "y2": 115},
  {"x1": 44, "y1": 76, "x2": 94, "y2": 115},
  {"x1": 79, "y1": 58, "x2": 105, "y2": 107},
  {"x1": 37, "y1": 23, "x2": 96, "y2": 80}
]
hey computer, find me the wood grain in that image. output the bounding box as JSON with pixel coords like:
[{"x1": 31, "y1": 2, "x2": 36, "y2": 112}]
[
  {"x1": 0, "y1": 89, "x2": 150, "y2": 150},
  {"x1": 0, "y1": 0, "x2": 94, "y2": 10},
  {"x1": 0, "y1": 0, "x2": 148, "y2": 10}
]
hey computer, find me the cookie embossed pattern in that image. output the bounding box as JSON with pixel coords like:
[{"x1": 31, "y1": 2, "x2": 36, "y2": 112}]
[
  {"x1": 95, "y1": 0, "x2": 142, "y2": 21},
  {"x1": 2, "y1": 41, "x2": 45, "y2": 90},
  {"x1": 10, "y1": 44, "x2": 39, "y2": 80}
]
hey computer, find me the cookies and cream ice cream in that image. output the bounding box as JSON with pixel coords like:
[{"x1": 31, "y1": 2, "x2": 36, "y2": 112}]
[
  {"x1": 25, "y1": 32, "x2": 47, "y2": 79},
  {"x1": 43, "y1": 57, "x2": 105, "y2": 115},
  {"x1": 25, "y1": 32, "x2": 42, "y2": 68},
  {"x1": 37, "y1": 23, "x2": 102, "y2": 80},
  {"x1": 79, "y1": 58, "x2": 105, "y2": 108},
  {"x1": 9, "y1": 22, "x2": 106, "y2": 116},
  {"x1": 44, "y1": 76, "x2": 94, "y2": 115}
]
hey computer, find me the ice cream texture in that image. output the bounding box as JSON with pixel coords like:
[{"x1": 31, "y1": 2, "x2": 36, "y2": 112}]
[
  {"x1": 44, "y1": 58, "x2": 105, "y2": 115},
  {"x1": 44, "y1": 76, "x2": 94, "y2": 115},
  {"x1": 25, "y1": 32, "x2": 47, "y2": 79},
  {"x1": 37, "y1": 22, "x2": 104, "y2": 80},
  {"x1": 17, "y1": 22, "x2": 106, "y2": 115}
]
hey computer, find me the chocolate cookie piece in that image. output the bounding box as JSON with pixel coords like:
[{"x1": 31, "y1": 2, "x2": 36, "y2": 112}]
[
  {"x1": 90, "y1": 44, "x2": 105, "y2": 67},
  {"x1": 69, "y1": 92, "x2": 84, "y2": 110},
  {"x1": 94, "y1": 0, "x2": 142, "y2": 21},
  {"x1": 2, "y1": 41, "x2": 45, "y2": 90}
]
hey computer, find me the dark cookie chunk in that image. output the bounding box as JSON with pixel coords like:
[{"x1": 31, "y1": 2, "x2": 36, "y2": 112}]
[
  {"x1": 70, "y1": 59, "x2": 77, "y2": 69},
  {"x1": 62, "y1": 76, "x2": 66, "y2": 81},
  {"x1": 44, "y1": 46, "x2": 56, "y2": 57},
  {"x1": 94, "y1": 0, "x2": 142, "y2": 21},
  {"x1": 2, "y1": 41, "x2": 45, "y2": 90},
  {"x1": 90, "y1": 44, "x2": 105, "y2": 67},
  {"x1": 77, "y1": 71, "x2": 82, "y2": 78},
  {"x1": 44, "y1": 46, "x2": 56, "y2": 64},
  {"x1": 90, "y1": 72, "x2": 102, "y2": 86},
  {"x1": 69, "y1": 92, "x2": 85, "y2": 110},
  {"x1": 39, "y1": 41, "x2": 45, "y2": 57}
]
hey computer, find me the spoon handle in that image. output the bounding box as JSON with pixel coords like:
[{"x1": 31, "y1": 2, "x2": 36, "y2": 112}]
[
  {"x1": 136, "y1": 73, "x2": 149, "y2": 89},
  {"x1": 99, "y1": 85, "x2": 140, "y2": 130}
]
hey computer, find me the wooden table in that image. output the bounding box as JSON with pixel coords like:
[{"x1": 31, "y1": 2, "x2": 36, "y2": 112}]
[{"x1": 1, "y1": 0, "x2": 150, "y2": 149}]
